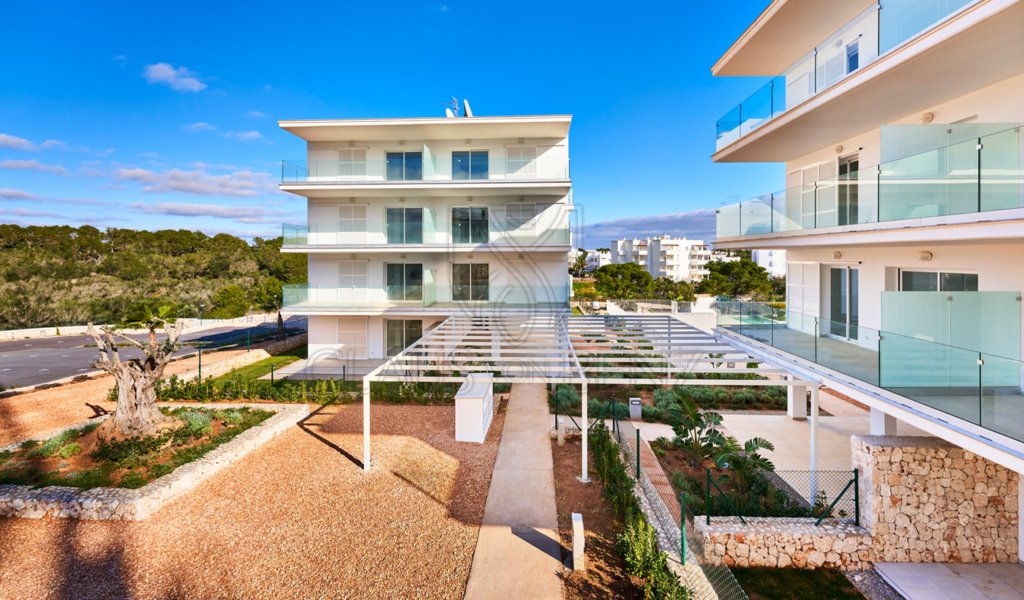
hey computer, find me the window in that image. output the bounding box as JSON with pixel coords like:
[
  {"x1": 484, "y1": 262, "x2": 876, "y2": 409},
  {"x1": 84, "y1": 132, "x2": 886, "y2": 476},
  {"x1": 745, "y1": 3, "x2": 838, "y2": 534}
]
[
  {"x1": 506, "y1": 146, "x2": 536, "y2": 179},
  {"x1": 846, "y1": 40, "x2": 859, "y2": 74},
  {"x1": 339, "y1": 205, "x2": 367, "y2": 243},
  {"x1": 452, "y1": 263, "x2": 489, "y2": 301},
  {"x1": 901, "y1": 270, "x2": 978, "y2": 292},
  {"x1": 452, "y1": 150, "x2": 489, "y2": 180},
  {"x1": 452, "y1": 207, "x2": 489, "y2": 244},
  {"x1": 386, "y1": 207, "x2": 423, "y2": 244},
  {"x1": 386, "y1": 263, "x2": 423, "y2": 301},
  {"x1": 339, "y1": 149, "x2": 367, "y2": 178},
  {"x1": 386, "y1": 152, "x2": 422, "y2": 181},
  {"x1": 386, "y1": 319, "x2": 423, "y2": 357}
]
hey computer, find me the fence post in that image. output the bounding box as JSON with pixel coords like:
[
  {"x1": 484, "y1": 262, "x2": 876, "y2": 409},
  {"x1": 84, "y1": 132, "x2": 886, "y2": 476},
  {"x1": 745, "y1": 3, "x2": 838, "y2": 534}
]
[
  {"x1": 636, "y1": 429, "x2": 640, "y2": 478},
  {"x1": 706, "y1": 468, "x2": 711, "y2": 525},
  {"x1": 854, "y1": 468, "x2": 860, "y2": 527},
  {"x1": 198, "y1": 347, "x2": 202, "y2": 383},
  {"x1": 247, "y1": 331, "x2": 250, "y2": 352},
  {"x1": 680, "y1": 492, "x2": 687, "y2": 566},
  {"x1": 271, "y1": 363, "x2": 274, "y2": 383}
]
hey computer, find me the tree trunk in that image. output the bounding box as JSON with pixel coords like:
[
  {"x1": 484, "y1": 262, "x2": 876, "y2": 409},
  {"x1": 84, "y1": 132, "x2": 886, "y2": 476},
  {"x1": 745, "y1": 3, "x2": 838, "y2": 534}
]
[{"x1": 103, "y1": 365, "x2": 174, "y2": 438}]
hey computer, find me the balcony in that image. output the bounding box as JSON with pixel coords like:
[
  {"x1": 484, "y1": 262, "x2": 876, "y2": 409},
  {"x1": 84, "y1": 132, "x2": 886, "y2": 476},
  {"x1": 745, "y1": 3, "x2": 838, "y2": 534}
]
[
  {"x1": 281, "y1": 155, "x2": 569, "y2": 183},
  {"x1": 717, "y1": 297, "x2": 1023, "y2": 443},
  {"x1": 281, "y1": 216, "x2": 572, "y2": 249},
  {"x1": 282, "y1": 283, "x2": 570, "y2": 311},
  {"x1": 715, "y1": 0, "x2": 981, "y2": 153},
  {"x1": 716, "y1": 124, "x2": 1022, "y2": 240}
]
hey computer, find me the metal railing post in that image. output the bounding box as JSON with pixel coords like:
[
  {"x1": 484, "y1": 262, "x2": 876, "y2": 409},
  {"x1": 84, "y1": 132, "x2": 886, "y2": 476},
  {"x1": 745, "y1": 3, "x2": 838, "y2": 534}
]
[
  {"x1": 271, "y1": 363, "x2": 274, "y2": 383},
  {"x1": 198, "y1": 347, "x2": 202, "y2": 383},
  {"x1": 854, "y1": 468, "x2": 860, "y2": 527},
  {"x1": 706, "y1": 468, "x2": 711, "y2": 525},
  {"x1": 680, "y1": 492, "x2": 687, "y2": 566},
  {"x1": 636, "y1": 429, "x2": 640, "y2": 478}
]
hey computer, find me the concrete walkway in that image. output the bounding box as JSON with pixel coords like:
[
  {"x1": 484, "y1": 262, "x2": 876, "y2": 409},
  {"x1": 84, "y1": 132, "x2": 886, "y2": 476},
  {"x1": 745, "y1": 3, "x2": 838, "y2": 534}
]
[
  {"x1": 876, "y1": 562, "x2": 1024, "y2": 600},
  {"x1": 463, "y1": 383, "x2": 563, "y2": 600}
]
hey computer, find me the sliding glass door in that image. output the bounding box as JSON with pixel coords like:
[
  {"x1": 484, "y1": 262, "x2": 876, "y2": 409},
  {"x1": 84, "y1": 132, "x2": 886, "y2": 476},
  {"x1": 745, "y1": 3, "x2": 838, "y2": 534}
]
[
  {"x1": 452, "y1": 263, "x2": 489, "y2": 301},
  {"x1": 386, "y1": 263, "x2": 423, "y2": 301},
  {"x1": 452, "y1": 207, "x2": 489, "y2": 244},
  {"x1": 386, "y1": 208, "x2": 423, "y2": 244},
  {"x1": 829, "y1": 266, "x2": 859, "y2": 340},
  {"x1": 385, "y1": 319, "x2": 423, "y2": 357}
]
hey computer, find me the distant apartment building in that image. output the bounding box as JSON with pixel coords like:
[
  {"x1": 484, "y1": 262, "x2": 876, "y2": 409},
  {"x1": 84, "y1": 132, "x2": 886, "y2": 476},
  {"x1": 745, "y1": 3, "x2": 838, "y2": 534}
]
[
  {"x1": 585, "y1": 249, "x2": 610, "y2": 272},
  {"x1": 710, "y1": 250, "x2": 740, "y2": 264},
  {"x1": 278, "y1": 113, "x2": 573, "y2": 361},
  {"x1": 610, "y1": 235, "x2": 711, "y2": 282},
  {"x1": 710, "y1": 0, "x2": 1024, "y2": 536},
  {"x1": 752, "y1": 249, "x2": 786, "y2": 277}
]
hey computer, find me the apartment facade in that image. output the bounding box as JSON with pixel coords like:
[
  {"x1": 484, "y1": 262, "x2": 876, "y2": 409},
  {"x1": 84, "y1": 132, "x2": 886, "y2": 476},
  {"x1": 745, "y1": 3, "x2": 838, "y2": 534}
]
[
  {"x1": 278, "y1": 114, "x2": 573, "y2": 361},
  {"x1": 711, "y1": 0, "x2": 1024, "y2": 498},
  {"x1": 585, "y1": 249, "x2": 610, "y2": 272},
  {"x1": 752, "y1": 249, "x2": 786, "y2": 277},
  {"x1": 610, "y1": 235, "x2": 711, "y2": 282}
]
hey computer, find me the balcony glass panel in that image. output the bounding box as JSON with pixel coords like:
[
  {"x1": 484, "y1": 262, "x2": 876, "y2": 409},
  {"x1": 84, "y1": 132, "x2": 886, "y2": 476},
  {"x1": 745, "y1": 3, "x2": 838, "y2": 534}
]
[
  {"x1": 281, "y1": 154, "x2": 569, "y2": 183},
  {"x1": 716, "y1": 301, "x2": 1024, "y2": 443},
  {"x1": 716, "y1": 1, "x2": 978, "y2": 150}
]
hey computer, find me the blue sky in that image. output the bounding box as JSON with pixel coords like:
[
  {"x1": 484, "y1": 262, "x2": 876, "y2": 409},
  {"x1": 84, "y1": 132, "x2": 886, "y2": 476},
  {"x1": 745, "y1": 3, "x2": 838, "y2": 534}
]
[{"x1": 0, "y1": 0, "x2": 780, "y2": 246}]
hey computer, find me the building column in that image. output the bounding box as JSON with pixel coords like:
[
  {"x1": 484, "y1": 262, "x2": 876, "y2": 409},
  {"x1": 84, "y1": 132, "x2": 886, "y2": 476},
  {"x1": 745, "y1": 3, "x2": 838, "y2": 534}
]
[
  {"x1": 363, "y1": 378, "x2": 371, "y2": 471},
  {"x1": 580, "y1": 382, "x2": 590, "y2": 482},
  {"x1": 869, "y1": 407, "x2": 898, "y2": 436},
  {"x1": 787, "y1": 376, "x2": 807, "y2": 420}
]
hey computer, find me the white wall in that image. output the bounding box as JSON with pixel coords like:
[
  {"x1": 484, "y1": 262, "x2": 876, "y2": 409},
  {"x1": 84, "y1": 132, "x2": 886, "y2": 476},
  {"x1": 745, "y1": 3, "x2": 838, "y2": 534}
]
[{"x1": 308, "y1": 314, "x2": 447, "y2": 360}]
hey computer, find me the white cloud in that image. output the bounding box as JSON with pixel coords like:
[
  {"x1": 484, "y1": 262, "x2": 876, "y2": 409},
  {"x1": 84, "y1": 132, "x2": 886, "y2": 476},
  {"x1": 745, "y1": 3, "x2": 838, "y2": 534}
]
[
  {"x1": 78, "y1": 166, "x2": 105, "y2": 177},
  {"x1": 0, "y1": 207, "x2": 64, "y2": 219},
  {"x1": 101, "y1": 184, "x2": 127, "y2": 190},
  {"x1": 187, "y1": 161, "x2": 240, "y2": 170},
  {"x1": 128, "y1": 201, "x2": 292, "y2": 224},
  {"x1": 112, "y1": 55, "x2": 127, "y2": 65},
  {"x1": 39, "y1": 140, "x2": 68, "y2": 150},
  {"x1": 245, "y1": 111, "x2": 267, "y2": 118},
  {"x1": 140, "y1": 152, "x2": 160, "y2": 158},
  {"x1": 0, "y1": 187, "x2": 112, "y2": 206},
  {"x1": 223, "y1": 130, "x2": 263, "y2": 142},
  {"x1": 581, "y1": 208, "x2": 718, "y2": 248},
  {"x1": 113, "y1": 167, "x2": 281, "y2": 197},
  {"x1": 142, "y1": 63, "x2": 207, "y2": 92},
  {"x1": 0, "y1": 134, "x2": 39, "y2": 151},
  {"x1": 0, "y1": 159, "x2": 69, "y2": 176},
  {"x1": 183, "y1": 122, "x2": 216, "y2": 132}
]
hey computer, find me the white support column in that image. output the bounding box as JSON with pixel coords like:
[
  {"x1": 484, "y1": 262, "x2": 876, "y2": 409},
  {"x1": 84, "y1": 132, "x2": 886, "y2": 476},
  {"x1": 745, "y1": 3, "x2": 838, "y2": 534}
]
[
  {"x1": 788, "y1": 375, "x2": 807, "y2": 421},
  {"x1": 810, "y1": 384, "x2": 819, "y2": 499},
  {"x1": 580, "y1": 381, "x2": 590, "y2": 482},
  {"x1": 363, "y1": 378, "x2": 371, "y2": 471},
  {"x1": 870, "y1": 407, "x2": 898, "y2": 435}
]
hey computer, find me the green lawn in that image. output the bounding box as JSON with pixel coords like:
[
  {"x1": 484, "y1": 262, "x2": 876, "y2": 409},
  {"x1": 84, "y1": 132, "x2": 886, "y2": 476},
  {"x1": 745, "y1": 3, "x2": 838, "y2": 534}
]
[
  {"x1": 572, "y1": 306, "x2": 583, "y2": 315},
  {"x1": 209, "y1": 345, "x2": 307, "y2": 388},
  {"x1": 732, "y1": 567, "x2": 865, "y2": 600}
]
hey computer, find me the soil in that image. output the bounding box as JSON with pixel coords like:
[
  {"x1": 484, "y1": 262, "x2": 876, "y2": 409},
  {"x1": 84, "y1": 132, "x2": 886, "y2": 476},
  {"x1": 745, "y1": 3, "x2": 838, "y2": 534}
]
[
  {"x1": 650, "y1": 443, "x2": 738, "y2": 496},
  {"x1": 550, "y1": 436, "x2": 643, "y2": 600}
]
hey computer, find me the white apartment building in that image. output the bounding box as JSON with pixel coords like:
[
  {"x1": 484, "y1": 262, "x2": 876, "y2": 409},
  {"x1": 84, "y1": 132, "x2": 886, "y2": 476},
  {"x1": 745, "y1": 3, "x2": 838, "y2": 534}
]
[
  {"x1": 585, "y1": 249, "x2": 610, "y2": 272},
  {"x1": 711, "y1": 0, "x2": 1024, "y2": 554},
  {"x1": 610, "y1": 235, "x2": 711, "y2": 282},
  {"x1": 752, "y1": 249, "x2": 786, "y2": 277},
  {"x1": 278, "y1": 113, "x2": 573, "y2": 362}
]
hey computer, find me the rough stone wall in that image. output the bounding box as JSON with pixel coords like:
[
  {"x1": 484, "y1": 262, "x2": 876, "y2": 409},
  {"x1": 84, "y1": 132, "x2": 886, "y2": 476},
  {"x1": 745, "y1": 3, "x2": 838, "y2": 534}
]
[
  {"x1": 696, "y1": 518, "x2": 873, "y2": 571},
  {"x1": 852, "y1": 435, "x2": 1019, "y2": 564}
]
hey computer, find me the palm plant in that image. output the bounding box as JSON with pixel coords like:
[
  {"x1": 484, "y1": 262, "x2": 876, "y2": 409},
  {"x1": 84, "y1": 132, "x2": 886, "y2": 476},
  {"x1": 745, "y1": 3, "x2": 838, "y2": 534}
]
[
  {"x1": 665, "y1": 395, "x2": 727, "y2": 469},
  {"x1": 714, "y1": 436, "x2": 776, "y2": 495},
  {"x1": 123, "y1": 302, "x2": 178, "y2": 346}
]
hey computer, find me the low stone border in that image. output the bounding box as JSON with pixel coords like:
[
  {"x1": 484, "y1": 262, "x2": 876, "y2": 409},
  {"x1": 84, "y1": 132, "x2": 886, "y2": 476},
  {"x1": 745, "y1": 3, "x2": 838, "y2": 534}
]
[
  {"x1": 694, "y1": 516, "x2": 873, "y2": 570},
  {"x1": 0, "y1": 402, "x2": 308, "y2": 520},
  {"x1": 174, "y1": 333, "x2": 307, "y2": 383}
]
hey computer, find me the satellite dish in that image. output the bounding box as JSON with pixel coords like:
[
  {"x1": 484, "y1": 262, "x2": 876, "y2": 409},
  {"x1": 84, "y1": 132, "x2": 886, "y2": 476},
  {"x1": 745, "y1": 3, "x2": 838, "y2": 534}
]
[
  {"x1": 463, "y1": 99, "x2": 473, "y2": 117},
  {"x1": 445, "y1": 108, "x2": 455, "y2": 118}
]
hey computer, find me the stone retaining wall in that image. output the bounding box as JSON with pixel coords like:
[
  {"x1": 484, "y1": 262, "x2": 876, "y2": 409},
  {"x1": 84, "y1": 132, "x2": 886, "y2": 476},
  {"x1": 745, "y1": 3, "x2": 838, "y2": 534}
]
[
  {"x1": 174, "y1": 333, "x2": 307, "y2": 382},
  {"x1": 852, "y1": 435, "x2": 1019, "y2": 563},
  {"x1": 0, "y1": 403, "x2": 308, "y2": 520},
  {"x1": 695, "y1": 517, "x2": 873, "y2": 571}
]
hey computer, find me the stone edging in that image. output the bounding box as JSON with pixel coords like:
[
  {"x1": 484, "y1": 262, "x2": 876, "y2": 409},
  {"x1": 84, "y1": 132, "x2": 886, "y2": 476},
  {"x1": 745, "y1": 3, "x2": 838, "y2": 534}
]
[
  {"x1": 174, "y1": 332, "x2": 308, "y2": 383},
  {"x1": 0, "y1": 402, "x2": 308, "y2": 520}
]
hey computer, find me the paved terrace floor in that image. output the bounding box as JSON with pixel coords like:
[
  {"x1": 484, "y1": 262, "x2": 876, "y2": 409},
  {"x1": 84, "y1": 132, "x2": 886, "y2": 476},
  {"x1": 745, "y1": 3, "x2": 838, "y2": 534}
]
[
  {"x1": 463, "y1": 383, "x2": 563, "y2": 600},
  {"x1": 876, "y1": 562, "x2": 1024, "y2": 600}
]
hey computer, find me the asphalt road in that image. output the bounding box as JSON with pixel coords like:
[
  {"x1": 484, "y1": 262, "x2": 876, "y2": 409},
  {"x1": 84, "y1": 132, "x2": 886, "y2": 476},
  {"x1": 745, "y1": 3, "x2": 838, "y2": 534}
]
[{"x1": 0, "y1": 320, "x2": 305, "y2": 391}]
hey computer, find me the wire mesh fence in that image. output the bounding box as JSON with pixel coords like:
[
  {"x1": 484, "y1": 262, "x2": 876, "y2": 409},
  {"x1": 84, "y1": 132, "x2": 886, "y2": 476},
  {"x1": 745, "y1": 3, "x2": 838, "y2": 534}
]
[{"x1": 613, "y1": 416, "x2": 750, "y2": 600}]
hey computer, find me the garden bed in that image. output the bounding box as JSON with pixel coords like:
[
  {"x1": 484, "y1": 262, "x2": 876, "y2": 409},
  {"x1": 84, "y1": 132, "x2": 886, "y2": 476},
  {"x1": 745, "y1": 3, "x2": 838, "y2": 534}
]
[
  {"x1": 0, "y1": 402, "x2": 307, "y2": 520},
  {"x1": 733, "y1": 566, "x2": 866, "y2": 600}
]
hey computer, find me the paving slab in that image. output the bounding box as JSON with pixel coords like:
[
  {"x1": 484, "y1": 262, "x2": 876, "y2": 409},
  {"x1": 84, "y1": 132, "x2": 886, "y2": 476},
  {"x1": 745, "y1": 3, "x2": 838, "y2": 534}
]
[
  {"x1": 463, "y1": 383, "x2": 563, "y2": 600},
  {"x1": 876, "y1": 562, "x2": 1024, "y2": 600}
]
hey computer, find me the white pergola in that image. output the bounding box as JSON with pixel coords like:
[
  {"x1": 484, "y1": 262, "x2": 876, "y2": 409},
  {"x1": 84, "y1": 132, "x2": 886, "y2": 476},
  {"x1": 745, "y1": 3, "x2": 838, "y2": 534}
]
[{"x1": 363, "y1": 314, "x2": 818, "y2": 480}]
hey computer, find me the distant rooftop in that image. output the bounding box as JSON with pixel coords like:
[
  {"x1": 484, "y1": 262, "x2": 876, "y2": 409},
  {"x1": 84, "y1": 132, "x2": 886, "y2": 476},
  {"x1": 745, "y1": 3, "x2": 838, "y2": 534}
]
[{"x1": 278, "y1": 115, "x2": 572, "y2": 142}]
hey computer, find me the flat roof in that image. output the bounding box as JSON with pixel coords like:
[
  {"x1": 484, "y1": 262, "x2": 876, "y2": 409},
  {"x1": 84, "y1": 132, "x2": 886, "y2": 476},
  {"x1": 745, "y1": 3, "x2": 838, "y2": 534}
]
[{"x1": 279, "y1": 115, "x2": 572, "y2": 142}]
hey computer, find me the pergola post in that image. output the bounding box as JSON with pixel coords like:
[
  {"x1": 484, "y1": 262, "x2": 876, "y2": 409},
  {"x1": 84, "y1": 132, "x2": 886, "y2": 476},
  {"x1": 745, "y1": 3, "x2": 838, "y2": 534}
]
[
  {"x1": 809, "y1": 384, "x2": 819, "y2": 499},
  {"x1": 363, "y1": 378, "x2": 371, "y2": 471},
  {"x1": 580, "y1": 381, "x2": 589, "y2": 482}
]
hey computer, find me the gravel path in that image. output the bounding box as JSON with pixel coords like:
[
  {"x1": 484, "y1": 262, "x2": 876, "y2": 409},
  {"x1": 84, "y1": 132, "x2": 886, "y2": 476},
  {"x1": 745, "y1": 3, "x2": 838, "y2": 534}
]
[
  {"x1": 0, "y1": 402, "x2": 504, "y2": 599},
  {"x1": 0, "y1": 348, "x2": 249, "y2": 446}
]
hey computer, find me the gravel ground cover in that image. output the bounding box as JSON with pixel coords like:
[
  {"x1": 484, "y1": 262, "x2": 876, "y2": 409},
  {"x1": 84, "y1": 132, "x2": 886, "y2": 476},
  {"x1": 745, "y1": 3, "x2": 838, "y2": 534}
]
[
  {"x1": 0, "y1": 348, "x2": 250, "y2": 447},
  {"x1": 0, "y1": 402, "x2": 505, "y2": 599}
]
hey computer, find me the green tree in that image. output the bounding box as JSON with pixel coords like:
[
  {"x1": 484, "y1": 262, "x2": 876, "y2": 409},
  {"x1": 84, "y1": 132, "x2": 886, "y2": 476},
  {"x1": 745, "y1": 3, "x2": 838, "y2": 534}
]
[
  {"x1": 696, "y1": 257, "x2": 770, "y2": 298},
  {"x1": 593, "y1": 263, "x2": 655, "y2": 299},
  {"x1": 572, "y1": 249, "x2": 587, "y2": 275},
  {"x1": 714, "y1": 436, "x2": 776, "y2": 495},
  {"x1": 666, "y1": 395, "x2": 728, "y2": 469},
  {"x1": 209, "y1": 284, "x2": 250, "y2": 319},
  {"x1": 653, "y1": 277, "x2": 695, "y2": 302}
]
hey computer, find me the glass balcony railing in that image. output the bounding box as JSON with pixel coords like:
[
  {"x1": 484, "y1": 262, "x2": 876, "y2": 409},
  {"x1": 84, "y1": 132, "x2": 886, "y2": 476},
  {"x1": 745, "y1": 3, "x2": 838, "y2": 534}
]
[
  {"x1": 283, "y1": 284, "x2": 570, "y2": 310},
  {"x1": 716, "y1": 125, "x2": 1022, "y2": 239},
  {"x1": 716, "y1": 0, "x2": 977, "y2": 151},
  {"x1": 716, "y1": 300, "x2": 1024, "y2": 444},
  {"x1": 281, "y1": 155, "x2": 570, "y2": 183},
  {"x1": 282, "y1": 220, "x2": 571, "y2": 246}
]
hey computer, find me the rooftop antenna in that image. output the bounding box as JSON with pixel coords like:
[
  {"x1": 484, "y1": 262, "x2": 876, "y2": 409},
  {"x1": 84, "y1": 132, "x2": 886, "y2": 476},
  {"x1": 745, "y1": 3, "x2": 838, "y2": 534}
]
[
  {"x1": 443, "y1": 97, "x2": 460, "y2": 118},
  {"x1": 463, "y1": 99, "x2": 473, "y2": 117}
]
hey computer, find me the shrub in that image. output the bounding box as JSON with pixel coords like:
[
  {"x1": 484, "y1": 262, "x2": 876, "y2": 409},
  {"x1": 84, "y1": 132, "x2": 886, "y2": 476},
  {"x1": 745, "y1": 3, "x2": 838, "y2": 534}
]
[
  {"x1": 217, "y1": 409, "x2": 244, "y2": 424},
  {"x1": 641, "y1": 405, "x2": 663, "y2": 423},
  {"x1": 652, "y1": 388, "x2": 677, "y2": 410},
  {"x1": 20, "y1": 439, "x2": 39, "y2": 450},
  {"x1": 179, "y1": 410, "x2": 213, "y2": 436},
  {"x1": 551, "y1": 384, "x2": 581, "y2": 409},
  {"x1": 58, "y1": 443, "x2": 82, "y2": 458},
  {"x1": 715, "y1": 388, "x2": 730, "y2": 403},
  {"x1": 732, "y1": 389, "x2": 756, "y2": 408},
  {"x1": 39, "y1": 429, "x2": 81, "y2": 459}
]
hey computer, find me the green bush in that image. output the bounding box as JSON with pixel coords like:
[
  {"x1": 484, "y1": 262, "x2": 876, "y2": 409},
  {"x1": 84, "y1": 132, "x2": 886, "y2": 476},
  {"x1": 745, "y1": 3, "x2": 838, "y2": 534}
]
[
  {"x1": 652, "y1": 388, "x2": 677, "y2": 410},
  {"x1": 715, "y1": 388, "x2": 731, "y2": 403},
  {"x1": 551, "y1": 384, "x2": 581, "y2": 409},
  {"x1": 58, "y1": 443, "x2": 82, "y2": 458},
  {"x1": 641, "y1": 405, "x2": 663, "y2": 422},
  {"x1": 732, "y1": 389, "x2": 756, "y2": 408}
]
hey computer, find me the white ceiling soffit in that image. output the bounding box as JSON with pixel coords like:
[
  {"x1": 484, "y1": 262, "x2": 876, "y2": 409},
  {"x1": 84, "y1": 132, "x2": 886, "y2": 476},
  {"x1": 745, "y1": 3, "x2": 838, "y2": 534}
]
[
  {"x1": 279, "y1": 116, "x2": 572, "y2": 142},
  {"x1": 713, "y1": 0, "x2": 878, "y2": 77}
]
